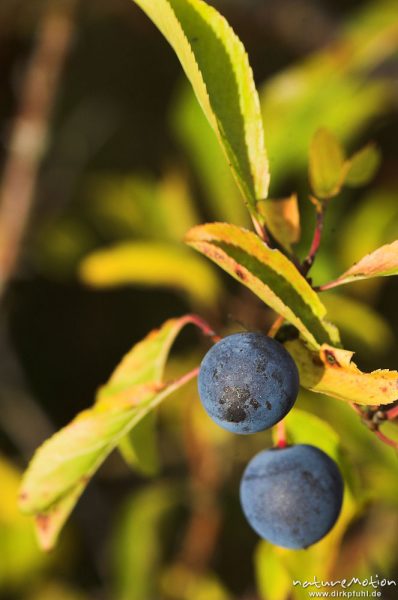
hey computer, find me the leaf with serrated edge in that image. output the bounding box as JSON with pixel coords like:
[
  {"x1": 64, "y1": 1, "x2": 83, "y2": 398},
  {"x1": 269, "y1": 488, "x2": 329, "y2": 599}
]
[
  {"x1": 321, "y1": 240, "x2": 398, "y2": 291},
  {"x1": 256, "y1": 194, "x2": 300, "y2": 252},
  {"x1": 130, "y1": 0, "x2": 269, "y2": 209},
  {"x1": 309, "y1": 128, "x2": 347, "y2": 200},
  {"x1": 186, "y1": 223, "x2": 338, "y2": 348},
  {"x1": 285, "y1": 339, "x2": 398, "y2": 406},
  {"x1": 19, "y1": 316, "x2": 204, "y2": 549}
]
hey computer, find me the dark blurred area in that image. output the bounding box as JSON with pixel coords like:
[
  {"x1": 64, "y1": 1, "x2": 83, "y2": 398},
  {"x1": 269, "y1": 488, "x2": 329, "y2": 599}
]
[{"x1": 0, "y1": 1, "x2": 397, "y2": 599}]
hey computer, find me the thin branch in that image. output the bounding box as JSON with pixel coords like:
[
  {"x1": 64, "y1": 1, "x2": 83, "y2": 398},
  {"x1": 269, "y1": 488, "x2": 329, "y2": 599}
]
[
  {"x1": 349, "y1": 403, "x2": 398, "y2": 451},
  {"x1": 267, "y1": 314, "x2": 284, "y2": 338},
  {"x1": 374, "y1": 429, "x2": 398, "y2": 451},
  {"x1": 0, "y1": 1, "x2": 76, "y2": 296},
  {"x1": 186, "y1": 314, "x2": 221, "y2": 343},
  {"x1": 385, "y1": 404, "x2": 398, "y2": 421},
  {"x1": 301, "y1": 205, "x2": 325, "y2": 276}
]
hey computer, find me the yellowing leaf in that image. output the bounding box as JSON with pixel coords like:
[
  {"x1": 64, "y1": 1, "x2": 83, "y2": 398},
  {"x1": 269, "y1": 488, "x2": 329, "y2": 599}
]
[
  {"x1": 256, "y1": 194, "x2": 300, "y2": 252},
  {"x1": 79, "y1": 242, "x2": 220, "y2": 308},
  {"x1": 19, "y1": 316, "x2": 206, "y2": 549},
  {"x1": 285, "y1": 339, "x2": 398, "y2": 406},
  {"x1": 186, "y1": 223, "x2": 338, "y2": 348},
  {"x1": 344, "y1": 143, "x2": 381, "y2": 187},
  {"x1": 0, "y1": 456, "x2": 46, "y2": 583},
  {"x1": 309, "y1": 128, "x2": 347, "y2": 199},
  {"x1": 130, "y1": 0, "x2": 269, "y2": 209},
  {"x1": 321, "y1": 240, "x2": 398, "y2": 290}
]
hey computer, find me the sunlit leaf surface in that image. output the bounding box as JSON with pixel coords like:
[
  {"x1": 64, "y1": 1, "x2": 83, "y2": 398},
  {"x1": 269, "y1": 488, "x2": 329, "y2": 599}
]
[
  {"x1": 186, "y1": 222, "x2": 338, "y2": 348},
  {"x1": 19, "y1": 316, "x2": 206, "y2": 549},
  {"x1": 286, "y1": 339, "x2": 398, "y2": 406},
  {"x1": 131, "y1": 0, "x2": 269, "y2": 209}
]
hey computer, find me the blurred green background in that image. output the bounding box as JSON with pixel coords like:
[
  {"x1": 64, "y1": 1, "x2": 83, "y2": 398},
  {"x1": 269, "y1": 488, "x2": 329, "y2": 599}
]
[{"x1": 0, "y1": 0, "x2": 398, "y2": 598}]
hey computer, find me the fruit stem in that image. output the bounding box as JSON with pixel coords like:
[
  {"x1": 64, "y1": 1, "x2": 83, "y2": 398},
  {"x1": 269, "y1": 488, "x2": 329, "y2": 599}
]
[
  {"x1": 276, "y1": 419, "x2": 288, "y2": 448},
  {"x1": 267, "y1": 315, "x2": 284, "y2": 338},
  {"x1": 187, "y1": 314, "x2": 221, "y2": 344}
]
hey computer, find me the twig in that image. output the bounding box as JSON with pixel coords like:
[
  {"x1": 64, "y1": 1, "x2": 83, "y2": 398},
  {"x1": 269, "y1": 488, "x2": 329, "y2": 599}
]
[
  {"x1": 301, "y1": 205, "x2": 325, "y2": 276},
  {"x1": 187, "y1": 314, "x2": 221, "y2": 343},
  {"x1": 385, "y1": 404, "x2": 398, "y2": 421},
  {"x1": 252, "y1": 215, "x2": 271, "y2": 246},
  {"x1": 349, "y1": 403, "x2": 398, "y2": 451},
  {"x1": 374, "y1": 429, "x2": 398, "y2": 450},
  {"x1": 267, "y1": 314, "x2": 284, "y2": 338},
  {"x1": 0, "y1": 0, "x2": 76, "y2": 295}
]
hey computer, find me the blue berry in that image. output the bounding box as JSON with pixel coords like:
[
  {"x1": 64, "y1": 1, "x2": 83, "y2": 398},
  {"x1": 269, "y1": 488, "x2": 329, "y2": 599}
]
[
  {"x1": 197, "y1": 332, "x2": 299, "y2": 434},
  {"x1": 240, "y1": 444, "x2": 344, "y2": 548}
]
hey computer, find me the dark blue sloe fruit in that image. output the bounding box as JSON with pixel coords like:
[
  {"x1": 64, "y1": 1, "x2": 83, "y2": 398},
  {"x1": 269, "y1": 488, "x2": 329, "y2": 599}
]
[
  {"x1": 197, "y1": 332, "x2": 299, "y2": 434},
  {"x1": 240, "y1": 444, "x2": 344, "y2": 549}
]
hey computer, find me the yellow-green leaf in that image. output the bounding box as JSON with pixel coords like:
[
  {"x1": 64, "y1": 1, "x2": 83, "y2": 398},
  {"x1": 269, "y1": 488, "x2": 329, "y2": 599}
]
[
  {"x1": 130, "y1": 0, "x2": 269, "y2": 209},
  {"x1": 79, "y1": 242, "x2": 220, "y2": 308},
  {"x1": 19, "y1": 316, "x2": 205, "y2": 549},
  {"x1": 321, "y1": 240, "x2": 398, "y2": 290},
  {"x1": 322, "y1": 292, "x2": 393, "y2": 354},
  {"x1": 256, "y1": 194, "x2": 300, "y2": 253},
  {"x1": 118, "y1": 413, "x2": 159, "y2": 477},
  {"x1": 285, "y1": 339, "x2": 398, "y2": 406},
  {"x1": 344, "y1": 143, "x2": 381, "y2": 187},
  {"x1": 185, "y1": 223, "x2": 338, "y2": 348},
  {"x1": 172, "y1": 84, "x2": 250, "y2": 227},
  {"x1": 113, "y1": 484, "x2": 179, "y2": 600},
  {"x1": 309, "y1": 128, "x2": 347, "y2": 199},
  {"x1": 259, "y1": 0, "x2": 396, "y2": 191}
]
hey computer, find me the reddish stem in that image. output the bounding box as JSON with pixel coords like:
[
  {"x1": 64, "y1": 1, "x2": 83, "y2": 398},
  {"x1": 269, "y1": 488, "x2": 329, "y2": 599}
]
[
  {"x1": 186, "y1": 314, "x2": 221, "y2": 343},
  {"x1": 385, "y1": 405, "x2": 398, "y2": 421},
  {"x1": 374, "y1": 429, "x2": 398, "y2": 450},
  {"x1": 276, "y1": 419, "x2": 287, "y2": 448},
  {"x1": 267, "y1": 315, "x2": 284, "y2": 338},
  {"x1": 302, "y1": 208, "x2": 325, "y2": 276},
  {"x1": 252, "y1": 215, "x2": 271, "y2": 245}
]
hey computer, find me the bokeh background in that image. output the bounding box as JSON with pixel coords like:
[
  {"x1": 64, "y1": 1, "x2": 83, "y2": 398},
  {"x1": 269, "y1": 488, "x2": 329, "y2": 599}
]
[{"x1": 0, "y1": 0, "x2": 398, "y2": 598}]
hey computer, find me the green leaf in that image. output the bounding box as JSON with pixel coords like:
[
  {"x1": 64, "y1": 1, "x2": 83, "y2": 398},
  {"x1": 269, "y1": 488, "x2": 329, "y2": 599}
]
[
  {"x1": 255, "y1": 542, "x2": 291, "y2": 600},
  {"x1": 0, "y1": 456, "x2": 46, "y2": 585},
  {"x1": 130, "y1": 0, "x2": 269, "y2": 209},
  {"x1": 112, "y1": 484, "x2": 179, "y2": 600},
  {"x1": 118, "y1": 413, "x2": 159, "y2": 476},
  {"x1": 309, "y1": 128, "x2": 347, "y2": 199},
  {"x1": 344, "y1": 143, "x2": 381, "y2": 187},
  {"x1": 322, "y1": 292, "x2": 393, "y2": 355},
  {"x1": 259, "y1": 0, "x2": 395, "y2": 191},
  {"x1": 281, "y1": 409, "x2": 340, "y2": 459},
  {"x1": 19, "y1": 315, "x2": 207, "y2": 549},
  {"x1": 186, "y1": 222, "x2": 338, "y2": 348},
  {"x1": 79, "y1": 241, "x2": 221, "y2": 309},
  {"x1": 285, "y1": 339, "x2": 398, "y2": 406},
  {"x1": 256, "y1": 194, "x2": 300, "y2": 253},
  {"x1": 321, "y1": 240, "x2": 398, "y2": 290},
  {"x1": 87, "y1": 171, "x2": 199, "y2": 243},
  {"x1": 172, "y1": 84, "x2": 250, "y2": 226}
]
